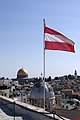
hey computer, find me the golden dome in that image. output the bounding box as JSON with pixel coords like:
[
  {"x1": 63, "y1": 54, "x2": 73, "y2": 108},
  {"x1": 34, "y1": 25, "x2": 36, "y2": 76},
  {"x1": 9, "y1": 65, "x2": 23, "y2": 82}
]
[{"x1": 17, "y1": 68, "x2": 28, "y2": 78}]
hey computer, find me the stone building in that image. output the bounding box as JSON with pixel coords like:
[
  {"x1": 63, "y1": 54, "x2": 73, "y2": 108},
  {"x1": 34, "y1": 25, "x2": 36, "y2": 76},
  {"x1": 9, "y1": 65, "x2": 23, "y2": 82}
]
[
  {"x1": 0, "y1": 86, "x2": 9, "y2": 97},
  {"x1": 29, "y1": 80, "x2": 55, "y2": 112}
]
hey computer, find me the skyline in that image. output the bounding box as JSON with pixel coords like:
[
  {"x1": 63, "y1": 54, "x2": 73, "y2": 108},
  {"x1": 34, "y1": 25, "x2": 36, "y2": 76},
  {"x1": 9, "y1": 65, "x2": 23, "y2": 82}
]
[{"x1": 0, "y1": 0, "x2": 80, "y2": 78}]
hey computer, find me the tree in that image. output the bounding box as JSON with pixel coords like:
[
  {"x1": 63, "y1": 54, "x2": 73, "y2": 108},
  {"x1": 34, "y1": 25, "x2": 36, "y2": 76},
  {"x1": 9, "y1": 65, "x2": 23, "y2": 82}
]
[{"x1": 54, "y1": 77, "x2": 59, "y2": 80}]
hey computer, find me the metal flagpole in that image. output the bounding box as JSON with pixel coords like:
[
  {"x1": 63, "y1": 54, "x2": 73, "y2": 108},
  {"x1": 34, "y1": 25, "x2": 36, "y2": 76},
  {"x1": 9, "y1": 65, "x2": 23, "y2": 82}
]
[{"x1": 43, "y1": 19, "x2": 45, "y2": 110}]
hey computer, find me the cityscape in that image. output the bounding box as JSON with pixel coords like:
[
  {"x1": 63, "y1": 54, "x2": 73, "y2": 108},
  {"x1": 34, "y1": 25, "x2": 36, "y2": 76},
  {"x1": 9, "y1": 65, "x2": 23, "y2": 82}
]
[{"x1": 0, "y1": 68, "x2": 80, "y2": 120}]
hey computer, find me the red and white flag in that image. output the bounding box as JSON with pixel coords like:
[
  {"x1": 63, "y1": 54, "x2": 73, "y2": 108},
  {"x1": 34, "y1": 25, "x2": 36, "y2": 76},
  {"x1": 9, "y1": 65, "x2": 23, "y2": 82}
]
[{"x1": 44, "y1": 26, "x2": 75, "y2": 52}]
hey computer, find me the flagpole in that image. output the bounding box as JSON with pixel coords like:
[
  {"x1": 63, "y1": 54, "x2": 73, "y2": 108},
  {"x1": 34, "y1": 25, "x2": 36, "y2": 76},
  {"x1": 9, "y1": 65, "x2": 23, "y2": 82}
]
[{"x1": 43, "y1": 19, "x2": 45, "y2": 110}]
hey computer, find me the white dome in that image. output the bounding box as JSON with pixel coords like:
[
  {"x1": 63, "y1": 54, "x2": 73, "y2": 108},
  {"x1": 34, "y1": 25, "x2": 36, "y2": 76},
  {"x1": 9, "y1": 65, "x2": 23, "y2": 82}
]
[{"x1": 30, "y1": 81, "x2": 55, "y2": 99}]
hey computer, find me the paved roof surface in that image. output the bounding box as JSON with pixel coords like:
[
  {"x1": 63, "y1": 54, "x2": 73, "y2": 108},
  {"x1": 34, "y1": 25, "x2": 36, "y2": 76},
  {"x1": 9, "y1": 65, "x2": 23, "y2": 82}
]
[
  {"x1": 55, "y1": 109, "x2": 80, "y2": 120},
  {"x1": 0, "y1": 102, "x2": 33, "y2": 120}
]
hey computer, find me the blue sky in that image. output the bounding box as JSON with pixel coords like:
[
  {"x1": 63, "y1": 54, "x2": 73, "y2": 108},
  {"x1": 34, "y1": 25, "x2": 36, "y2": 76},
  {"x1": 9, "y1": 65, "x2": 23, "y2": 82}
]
[{"x1": 0, "y1": 0, "x2": 80, "y2": 78}]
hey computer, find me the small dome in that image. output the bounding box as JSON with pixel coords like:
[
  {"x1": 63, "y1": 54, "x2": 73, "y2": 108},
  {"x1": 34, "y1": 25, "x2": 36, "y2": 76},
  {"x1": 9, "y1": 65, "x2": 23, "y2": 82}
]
[
  {"x1": 30, "y1": 81, "x2": 55, "y2": 99},
  {"x1": 17, "y1": 68, "x2": 28, "y2": 78}
]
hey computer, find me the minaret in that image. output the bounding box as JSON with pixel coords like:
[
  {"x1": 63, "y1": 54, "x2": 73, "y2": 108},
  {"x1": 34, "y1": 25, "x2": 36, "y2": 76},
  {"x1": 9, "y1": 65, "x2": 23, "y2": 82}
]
[
  {"x1": 74, "y1": 70, "x2": 77, "y2": 80},
  {"x1": 41, "y1": 73, "x2": 43, "y2": 79}
]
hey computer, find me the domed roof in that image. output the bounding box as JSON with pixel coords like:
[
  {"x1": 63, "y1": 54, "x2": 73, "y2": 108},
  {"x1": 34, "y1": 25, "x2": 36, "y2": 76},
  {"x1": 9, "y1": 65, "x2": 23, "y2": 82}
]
[
  {"x1": 30, "y1": 81, "x2": 55, "y2": 99},
  {"x1": 17, "y1": 68, "x2": 28, "y2": 78}
]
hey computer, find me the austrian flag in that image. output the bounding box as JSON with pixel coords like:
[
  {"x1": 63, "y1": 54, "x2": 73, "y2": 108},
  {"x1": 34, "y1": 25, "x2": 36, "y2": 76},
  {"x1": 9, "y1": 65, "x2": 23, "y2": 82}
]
[{"x1": 44, "y1": 26, "x2": 75, "y2": 52}]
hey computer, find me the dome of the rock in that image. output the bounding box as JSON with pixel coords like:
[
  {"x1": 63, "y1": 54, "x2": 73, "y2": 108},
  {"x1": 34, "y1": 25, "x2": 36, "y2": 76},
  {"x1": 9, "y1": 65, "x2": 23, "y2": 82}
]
[{"x1": 17, "y1": 68, "x2": 28, "y2": 78}]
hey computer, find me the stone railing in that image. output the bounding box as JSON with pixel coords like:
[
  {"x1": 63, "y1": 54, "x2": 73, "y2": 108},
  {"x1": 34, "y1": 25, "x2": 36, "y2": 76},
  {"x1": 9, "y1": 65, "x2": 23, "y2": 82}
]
[{"x1": 0, "y1": 95, "x2": 69, "y2": 120}]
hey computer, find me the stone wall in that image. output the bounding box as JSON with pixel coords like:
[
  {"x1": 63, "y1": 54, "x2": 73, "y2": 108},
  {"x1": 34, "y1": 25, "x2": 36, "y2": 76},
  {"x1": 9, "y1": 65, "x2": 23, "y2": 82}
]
[{"x1": 0, "y1": 95, "x2": 58, "y2": 120}]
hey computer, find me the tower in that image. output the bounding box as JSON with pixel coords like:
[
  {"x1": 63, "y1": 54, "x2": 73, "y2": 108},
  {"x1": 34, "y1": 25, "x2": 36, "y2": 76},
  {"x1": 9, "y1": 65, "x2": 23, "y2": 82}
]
[{"x1": 74, "y1": 70, "x2": 77, "y2": 80}]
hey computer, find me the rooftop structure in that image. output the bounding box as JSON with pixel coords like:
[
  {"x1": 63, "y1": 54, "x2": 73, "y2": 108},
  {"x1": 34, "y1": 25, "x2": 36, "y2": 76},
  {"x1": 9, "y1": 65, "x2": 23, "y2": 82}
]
[{"x1": 29, "y1": 81, "x2": 55, "y2": 112}]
